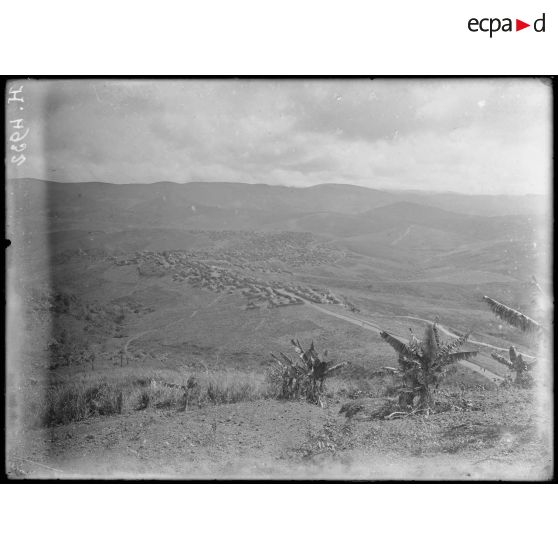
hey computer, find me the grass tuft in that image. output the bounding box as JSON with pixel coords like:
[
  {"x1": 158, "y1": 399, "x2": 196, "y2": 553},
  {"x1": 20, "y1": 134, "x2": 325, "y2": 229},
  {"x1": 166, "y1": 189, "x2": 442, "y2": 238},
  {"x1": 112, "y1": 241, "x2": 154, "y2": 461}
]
[{"x1": 44, "y1": 382, "x2": 123, "y2": 426}]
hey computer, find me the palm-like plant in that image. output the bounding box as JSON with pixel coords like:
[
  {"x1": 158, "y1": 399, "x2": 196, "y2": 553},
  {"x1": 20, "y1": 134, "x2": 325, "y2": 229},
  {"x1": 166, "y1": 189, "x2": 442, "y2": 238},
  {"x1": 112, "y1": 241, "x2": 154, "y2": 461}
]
[
  {"x1": 380, "y1": 322, "x2": 478, "y2": 411},
  {"x1": 483, "y1": 291, "x2": 548, "y2": 387},
  {"x1": 270, "y1": 339, "x2": 347, "y2": 405},
  {"x1": 491, "y1": 346, "x2": 537, "y2": 387}
]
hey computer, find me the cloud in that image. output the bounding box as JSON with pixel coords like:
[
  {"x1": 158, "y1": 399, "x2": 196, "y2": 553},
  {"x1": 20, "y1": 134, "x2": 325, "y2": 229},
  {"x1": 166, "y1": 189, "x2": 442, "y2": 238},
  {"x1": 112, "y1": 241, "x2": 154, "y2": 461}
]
[{"x1": 11, "y1": 78, "x2": 551, "y2": 195}]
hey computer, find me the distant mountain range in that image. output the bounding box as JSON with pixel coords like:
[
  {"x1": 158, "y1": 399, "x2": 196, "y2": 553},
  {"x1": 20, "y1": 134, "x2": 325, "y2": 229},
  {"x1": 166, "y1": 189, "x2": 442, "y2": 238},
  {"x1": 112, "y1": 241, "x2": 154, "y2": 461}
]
[
  {"x1": 9, "y1": 178, "x2": 548, "y2": 219},
  {"x1": 7, "y1": 178, "x2": 548, "y2": 268}
]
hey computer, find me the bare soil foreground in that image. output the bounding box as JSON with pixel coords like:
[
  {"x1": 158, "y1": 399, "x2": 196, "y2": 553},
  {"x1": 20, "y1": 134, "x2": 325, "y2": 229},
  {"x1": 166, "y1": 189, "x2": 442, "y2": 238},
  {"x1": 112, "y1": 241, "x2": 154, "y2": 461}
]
[{"x1": 7, "y1": 385, "x2": 552, "y2": 480}]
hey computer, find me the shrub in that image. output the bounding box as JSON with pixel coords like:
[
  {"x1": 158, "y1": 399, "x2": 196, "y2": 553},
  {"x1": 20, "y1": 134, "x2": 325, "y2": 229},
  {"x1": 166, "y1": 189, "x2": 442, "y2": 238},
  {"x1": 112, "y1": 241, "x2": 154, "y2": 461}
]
[
  {"x1": 299, "y1": 419, "x2": 356, "y2": 460},
  {"x1": 84, "y1": 383, "x2": 123, "y2": 415},
  {"x1": 135, "y1": 390, "x2": 151, "y2": 410},
  {"x1": 178, "y1": 376, "x2": 202, "y2": 410},
  {"x1": 270, "y1": 339, "x2": 347, "y2": 406}
]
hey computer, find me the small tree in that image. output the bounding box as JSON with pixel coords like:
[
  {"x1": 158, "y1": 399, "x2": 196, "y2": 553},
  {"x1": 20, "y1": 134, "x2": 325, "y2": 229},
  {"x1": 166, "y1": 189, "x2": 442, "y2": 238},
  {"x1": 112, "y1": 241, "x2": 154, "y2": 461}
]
[
  {"x1": 491, "y1": 346, "x2": 537, "y2": 387},
  {"x1": 270, "y1": 340, "x2": 347, "y2": 406},
  {"x1": 380, "y1": 322, "x2": 478, "y2": 411}
]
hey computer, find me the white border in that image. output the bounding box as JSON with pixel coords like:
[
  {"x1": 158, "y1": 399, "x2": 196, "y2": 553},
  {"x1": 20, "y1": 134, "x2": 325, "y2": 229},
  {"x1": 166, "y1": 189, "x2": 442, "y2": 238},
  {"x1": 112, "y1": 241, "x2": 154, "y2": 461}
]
[
  {"x1": 0, "y1": 1, "x2": 556, "y2": 75},
  {"x1": 1, "y1": 0, "x2": 555, "y2": 554}
]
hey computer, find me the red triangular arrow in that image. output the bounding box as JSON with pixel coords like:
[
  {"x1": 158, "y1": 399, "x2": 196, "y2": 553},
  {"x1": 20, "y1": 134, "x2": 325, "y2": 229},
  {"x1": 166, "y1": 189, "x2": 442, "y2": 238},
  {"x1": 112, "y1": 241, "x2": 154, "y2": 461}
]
[{"x1": 516, "y1": 19, "x2": 530, "y2": 31}]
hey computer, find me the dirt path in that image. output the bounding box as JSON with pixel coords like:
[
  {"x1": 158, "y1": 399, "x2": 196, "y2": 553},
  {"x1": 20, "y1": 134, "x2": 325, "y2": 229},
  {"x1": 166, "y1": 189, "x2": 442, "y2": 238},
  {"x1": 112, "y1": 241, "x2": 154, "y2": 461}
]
[
  {"x1": 123, "y1": 286, "x2": 504, "y2": 383},
  {"x1": 391, "y1": 225, "x2": 413, "y2": 246},
  {"x1": 383, "y1": 314, "x2": 538, "y2": 359},
  {"x1": 304, "y1": 302, "x2": 504, "y2": 383}
]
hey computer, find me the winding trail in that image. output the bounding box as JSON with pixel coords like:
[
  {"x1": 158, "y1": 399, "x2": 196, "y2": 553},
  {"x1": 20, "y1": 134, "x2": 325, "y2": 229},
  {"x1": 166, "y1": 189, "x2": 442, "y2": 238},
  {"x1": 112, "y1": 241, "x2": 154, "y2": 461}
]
[
  {"x1": 303, "y1": 302, "x2": 505, "y2": 383},
  {"x1": 390, "y1": 225, "x2": 413, "y2": 246},
  {"x1": 381, "y1": 314, "x2": 538, "y2": 359},
  {"x1": 122, "y1": 287, "x2": 511, "y2": 383}
]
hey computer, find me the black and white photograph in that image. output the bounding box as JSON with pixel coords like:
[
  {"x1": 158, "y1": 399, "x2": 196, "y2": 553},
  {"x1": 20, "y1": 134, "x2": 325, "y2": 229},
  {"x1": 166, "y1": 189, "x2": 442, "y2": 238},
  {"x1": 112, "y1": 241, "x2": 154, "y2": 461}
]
[{"x1": 5, "y1": 78, "x2": 553, "y2": 480}]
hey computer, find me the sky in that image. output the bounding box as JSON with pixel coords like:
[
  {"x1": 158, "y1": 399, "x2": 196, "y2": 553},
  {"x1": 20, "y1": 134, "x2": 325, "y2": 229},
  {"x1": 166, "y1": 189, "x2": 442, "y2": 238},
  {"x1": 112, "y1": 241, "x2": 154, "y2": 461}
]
[{"x1": 9, "y1": 78, "x2": 552, "y2": 195}]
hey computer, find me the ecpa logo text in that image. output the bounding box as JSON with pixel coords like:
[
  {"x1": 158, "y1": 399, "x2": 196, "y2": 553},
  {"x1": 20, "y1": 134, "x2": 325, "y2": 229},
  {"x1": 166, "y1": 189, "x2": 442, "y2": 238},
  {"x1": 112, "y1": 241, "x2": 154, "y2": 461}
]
[{"x1": 468, "y1": 13, "x2": 545, "y2": 37}]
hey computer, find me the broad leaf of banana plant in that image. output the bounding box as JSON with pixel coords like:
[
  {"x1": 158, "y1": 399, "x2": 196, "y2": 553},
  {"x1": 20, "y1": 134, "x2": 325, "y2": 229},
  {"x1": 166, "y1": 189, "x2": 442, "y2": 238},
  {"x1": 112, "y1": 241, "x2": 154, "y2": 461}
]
[
  {"x1": 490, "y1": 352, "x2": 513, "y2": 368},
  {"x1": 483, "y1": 296, "x2": 542, "y2": 334},
  {"x1": 441, "y1": 350, "x2": 478, "y2": 366},
  {"x1": 380, "y1": 331, "x2": 419, "y2": 361},
  {"x1": 422, "y1": 325, "x2": 439, "y2": 365}
]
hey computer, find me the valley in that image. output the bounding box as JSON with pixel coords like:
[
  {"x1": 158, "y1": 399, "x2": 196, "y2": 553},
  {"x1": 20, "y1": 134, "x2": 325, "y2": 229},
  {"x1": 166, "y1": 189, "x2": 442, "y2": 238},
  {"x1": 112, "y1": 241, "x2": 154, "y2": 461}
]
[{"x1": 6, "y1": 178, "x2": 552, "y2": 479}]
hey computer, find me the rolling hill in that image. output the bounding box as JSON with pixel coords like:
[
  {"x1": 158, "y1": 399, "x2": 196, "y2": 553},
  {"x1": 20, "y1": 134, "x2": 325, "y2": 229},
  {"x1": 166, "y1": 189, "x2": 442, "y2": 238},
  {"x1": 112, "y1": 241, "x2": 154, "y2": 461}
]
[
  {"x1": 7, "y1": 177, "x2": 549, "y2": 378},
  {"x1": 6, "y1": 176, "x2": 552, "y2": 480}
]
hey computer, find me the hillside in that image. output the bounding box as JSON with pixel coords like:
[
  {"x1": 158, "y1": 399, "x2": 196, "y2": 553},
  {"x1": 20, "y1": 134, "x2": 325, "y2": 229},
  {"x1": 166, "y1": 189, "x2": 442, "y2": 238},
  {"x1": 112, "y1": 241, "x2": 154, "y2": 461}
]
[
  {"x1": 9, "y1": 178, "x2": 548, "y2": 351},
  {"x1": 6, "y1": 178, "x2": 551, "y2": 479}
]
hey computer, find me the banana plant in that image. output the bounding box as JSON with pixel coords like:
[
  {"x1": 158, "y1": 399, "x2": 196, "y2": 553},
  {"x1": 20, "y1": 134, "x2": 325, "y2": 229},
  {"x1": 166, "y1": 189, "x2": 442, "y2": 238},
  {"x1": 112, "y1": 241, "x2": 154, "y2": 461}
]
[
  {"x1": 380, "y1": 322, "x2": 478, "y2": 410},
  {"x1": 271, "y1": 339, "x2": 347, "y2": 405},
  {"x1": 491, "y1": 346, "x2": 537, "y2": 386}
]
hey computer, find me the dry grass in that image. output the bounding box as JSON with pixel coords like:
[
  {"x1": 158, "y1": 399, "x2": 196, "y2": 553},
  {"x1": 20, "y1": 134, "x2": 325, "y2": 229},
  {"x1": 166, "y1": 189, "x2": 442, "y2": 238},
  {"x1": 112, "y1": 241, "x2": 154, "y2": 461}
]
[
  {"x1": 41, "y1": 365, "x2": 273, "y2": 426},
  {"x1": 38, "y1": 360, "x2": 503, "y2": 428},
  {"x1": 40, "y1": 362, "x2": 388, "y2": 426},
  {"x1": 44, "y1": 382, "x2": 123, "y2": 426},
  {"x1": 203, "y1": 369, "x2": 267, "y2": 404}
]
